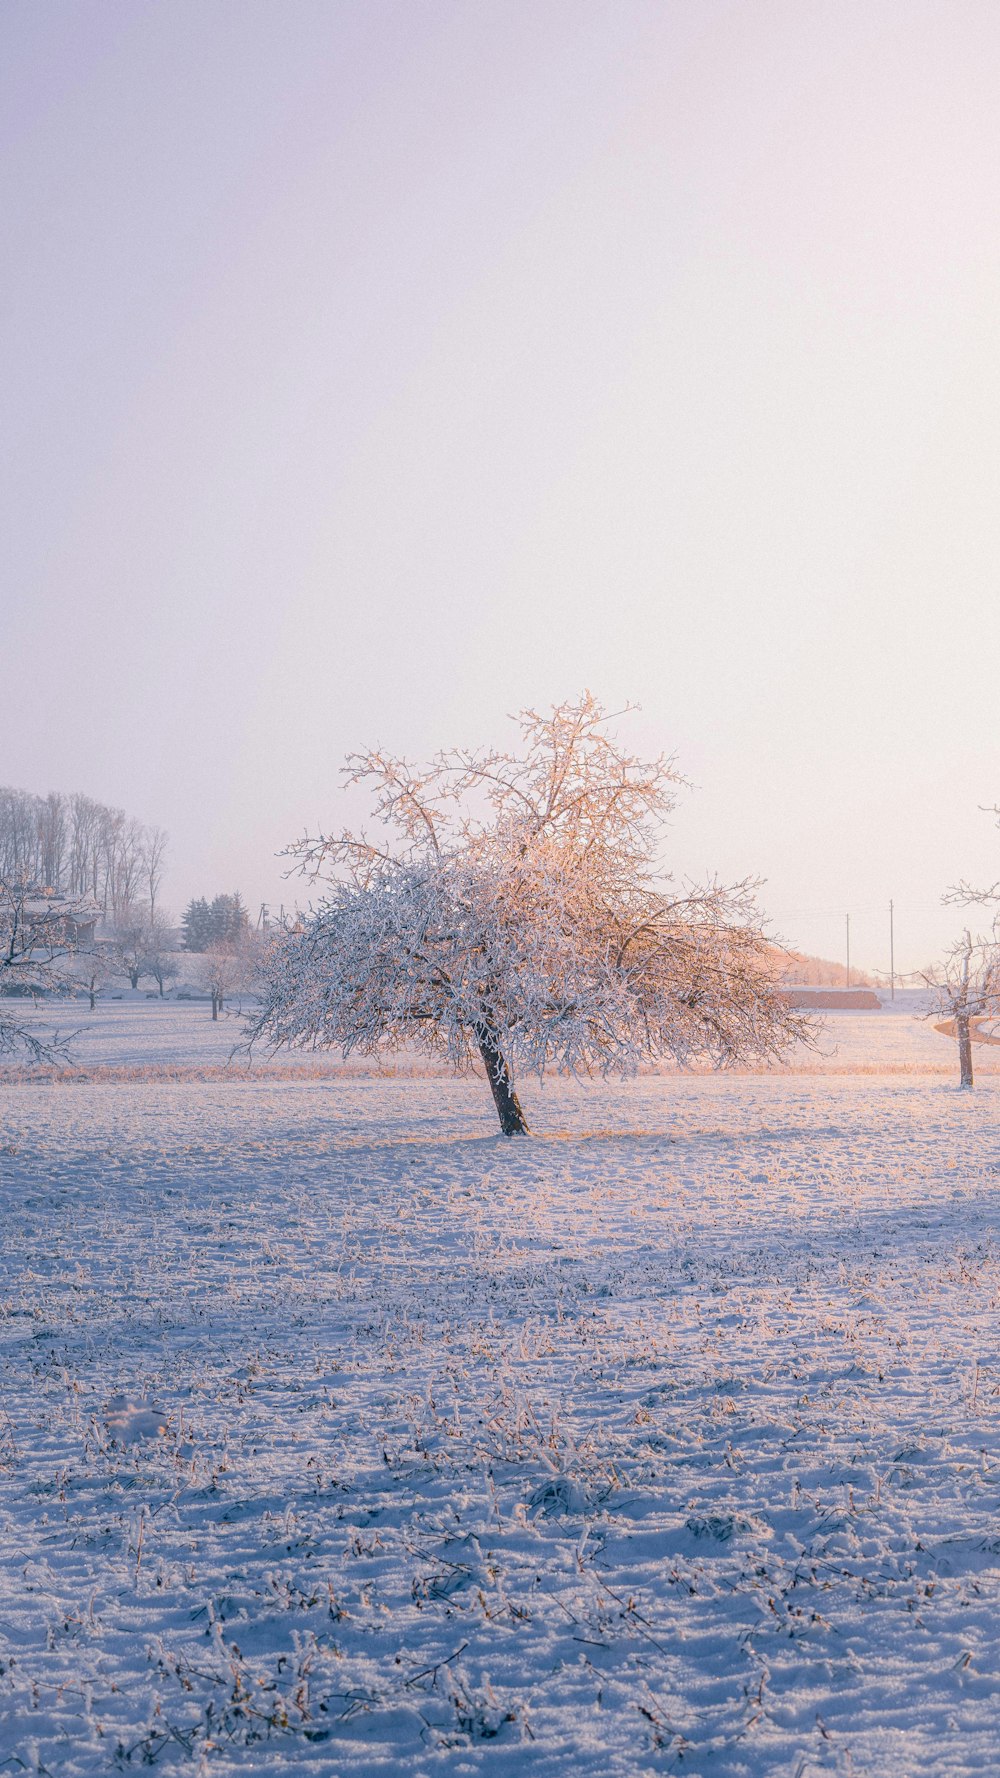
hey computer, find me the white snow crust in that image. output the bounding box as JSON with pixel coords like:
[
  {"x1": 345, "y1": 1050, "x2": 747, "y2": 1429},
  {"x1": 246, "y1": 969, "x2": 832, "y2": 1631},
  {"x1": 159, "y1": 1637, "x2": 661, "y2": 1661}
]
[{"x1": 1, "y1": 1007, "x2": 999, "y2": 1773}]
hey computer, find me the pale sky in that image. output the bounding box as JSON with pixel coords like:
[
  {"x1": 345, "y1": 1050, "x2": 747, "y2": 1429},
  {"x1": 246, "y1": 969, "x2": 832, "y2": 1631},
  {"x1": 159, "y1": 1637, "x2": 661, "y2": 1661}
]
[{"x1": 4, "y1": 1, "x2": 1000, "y2": 973}]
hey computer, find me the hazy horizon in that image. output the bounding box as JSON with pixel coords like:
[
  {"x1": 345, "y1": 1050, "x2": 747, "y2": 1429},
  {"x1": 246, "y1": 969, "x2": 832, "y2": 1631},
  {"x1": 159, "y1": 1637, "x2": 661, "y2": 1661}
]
[{"x1": 5, "y1": 1, "x2": 1000, "y2": 972}]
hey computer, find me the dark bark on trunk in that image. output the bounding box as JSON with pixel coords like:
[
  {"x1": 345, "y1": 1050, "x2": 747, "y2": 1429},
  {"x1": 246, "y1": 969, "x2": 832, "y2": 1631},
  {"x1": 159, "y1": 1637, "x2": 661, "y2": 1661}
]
[
  {"x1": 89, "y1": 987, "x2": 96, "y2": 1011},
  {"x1": 957, "y1": 1010, "x2": 974, "y2": 1088},
  {"x1": 475, "y1": 1025, "x2": 529, "y2": 1135},
  {"x1": 211, "y1": 993, "x2": 219, "y2": 1021},
  {"x1": 129, "y1": 968, "x2": 140, "y2": 990}
]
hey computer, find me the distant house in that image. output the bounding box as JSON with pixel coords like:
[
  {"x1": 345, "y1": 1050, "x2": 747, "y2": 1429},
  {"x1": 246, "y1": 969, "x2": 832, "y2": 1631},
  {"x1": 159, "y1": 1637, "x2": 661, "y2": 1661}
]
[{"x1": 20, "y1": 889, "x2": 102, "y2": 953}]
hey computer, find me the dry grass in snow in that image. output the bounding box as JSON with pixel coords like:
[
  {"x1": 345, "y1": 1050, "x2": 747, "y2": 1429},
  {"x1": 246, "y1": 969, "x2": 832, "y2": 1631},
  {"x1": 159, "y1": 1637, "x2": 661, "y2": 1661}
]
[{"x1": 0, "y1": 1009, "x2": 998, "y2": 1773}]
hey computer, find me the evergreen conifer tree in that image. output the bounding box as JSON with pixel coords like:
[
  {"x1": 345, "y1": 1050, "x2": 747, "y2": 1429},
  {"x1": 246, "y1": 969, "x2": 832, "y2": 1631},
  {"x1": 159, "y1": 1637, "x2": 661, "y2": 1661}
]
[{"x1": 181, "y1": 897, "x2": 213, "y2": 951}]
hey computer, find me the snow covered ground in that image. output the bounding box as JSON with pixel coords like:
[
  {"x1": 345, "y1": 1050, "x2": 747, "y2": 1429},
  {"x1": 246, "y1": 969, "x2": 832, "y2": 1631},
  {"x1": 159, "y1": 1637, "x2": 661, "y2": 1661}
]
[
  {"x1": 1, "y1": 1006, "x2": 999, "y2": 1773},
  {"x1": 4, "y1": 988, "x2": 998, "y2": 1080}
]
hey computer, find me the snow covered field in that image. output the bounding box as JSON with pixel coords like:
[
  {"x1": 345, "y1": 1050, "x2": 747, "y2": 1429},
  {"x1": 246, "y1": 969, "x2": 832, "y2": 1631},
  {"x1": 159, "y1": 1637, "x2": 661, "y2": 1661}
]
[
  {"x1": 4, "y1": 989, "x2": 998, "y2": 1080},
  {"x1": 1, "y1": 1006, "x2": 999, "y2": 1774}
]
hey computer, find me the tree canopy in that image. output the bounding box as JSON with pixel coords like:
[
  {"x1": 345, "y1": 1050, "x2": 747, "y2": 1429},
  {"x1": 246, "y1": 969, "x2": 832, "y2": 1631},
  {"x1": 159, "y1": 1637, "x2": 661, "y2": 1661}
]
[{"x1": 249, "y1": 694, "x2": 808, "y2": 1132}]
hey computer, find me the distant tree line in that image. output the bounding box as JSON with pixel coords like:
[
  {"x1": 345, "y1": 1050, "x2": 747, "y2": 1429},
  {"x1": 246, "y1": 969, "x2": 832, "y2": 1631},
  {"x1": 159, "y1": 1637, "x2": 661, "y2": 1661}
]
[
  {"x1": 0, "y1": 789, "x2": 269, "y2": 1050},
  {"x1": 777, "y1": 948, "x2": 875, "y2": 988},
  {"x1": 0, "y1": 785, "x2": 168, "y2": 919},
  {"x1": 180, "y1": 893, "x2": 250, "y2": 952}
]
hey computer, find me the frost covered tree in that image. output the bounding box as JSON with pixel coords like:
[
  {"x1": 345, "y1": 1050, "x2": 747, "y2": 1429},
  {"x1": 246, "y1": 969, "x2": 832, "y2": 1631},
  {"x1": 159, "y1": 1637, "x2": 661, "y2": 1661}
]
[
  {"x1": 142, "y1": 913, "x2": 180, "y2": 998},
  {"x1": 937, "y1": 814, "x2": 1000, "y2": 1084},
  {"x1": 109, "y1": 906, "x2": 152, "y2": 991},
  {"x1": 73, "y1": 947, "x2": 116, "y2": 1012},
  {"x1": 108, "y1": 909, "x2": 179, "y2": 995},
  {"x1": 196, "y1": 934, "x2": 257, "y2": 1020},
  {"x1": 923, "y1": 929, "x2": 1000, "y2": 1089},
  {"x1": 248, "y1": 695, "x2": 808, "y2": 1133},
  {"x1": 0, "y1": 878, "x2": 90, "y2": 1061}
]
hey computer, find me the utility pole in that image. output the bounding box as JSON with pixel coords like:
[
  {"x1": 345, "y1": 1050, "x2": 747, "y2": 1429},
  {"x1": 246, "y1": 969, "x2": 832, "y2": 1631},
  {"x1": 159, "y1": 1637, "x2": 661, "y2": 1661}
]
[
  {"x1": 846, "y1": 912, "x2": 851, "y2": 989},
  {"x1": 889, "y1": 899, "x2": 895, "y2": 1001}
]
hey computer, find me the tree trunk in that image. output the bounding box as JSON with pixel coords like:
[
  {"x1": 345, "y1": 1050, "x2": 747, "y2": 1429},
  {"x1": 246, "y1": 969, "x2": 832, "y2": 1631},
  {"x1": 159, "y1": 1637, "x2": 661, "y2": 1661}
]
[
  {"x1": 89, "y1": 986, "x2": 96, "y2": 1011},
  {"x1": 957, "y1": 1010, "x2": 974, "y2": 1088},
  {"x1": 129, "y1": 968, "x2": 140, "y2": 989},
  {"x1": 211, "y1": 993, "x2": 219, "y2": 1021},
  {"x1": 475, "y1": 1025, "x2": 529, "y2": 1135}
]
